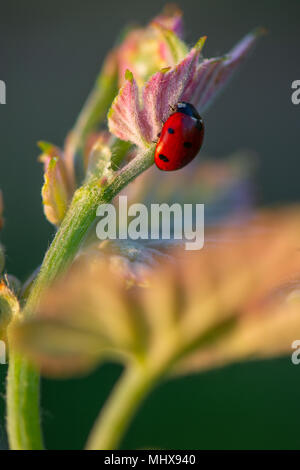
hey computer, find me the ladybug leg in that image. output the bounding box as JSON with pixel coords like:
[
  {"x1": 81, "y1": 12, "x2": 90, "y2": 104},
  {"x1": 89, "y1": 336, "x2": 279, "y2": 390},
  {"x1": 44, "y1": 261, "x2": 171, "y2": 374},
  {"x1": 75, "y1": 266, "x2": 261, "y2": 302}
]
[
  {"x1": 152, "y1": 131, "x2": 162, "y2": 144},
  {"x1": 169, "y1": 104, "x2": 176, "y2": 112}
]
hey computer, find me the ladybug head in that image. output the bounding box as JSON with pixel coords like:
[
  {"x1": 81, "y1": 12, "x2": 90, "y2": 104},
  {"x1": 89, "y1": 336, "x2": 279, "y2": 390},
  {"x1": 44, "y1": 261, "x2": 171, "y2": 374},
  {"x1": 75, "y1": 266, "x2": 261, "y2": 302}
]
[{"x1": 176, "y1": 102, "x2": 201, "y2": 120}]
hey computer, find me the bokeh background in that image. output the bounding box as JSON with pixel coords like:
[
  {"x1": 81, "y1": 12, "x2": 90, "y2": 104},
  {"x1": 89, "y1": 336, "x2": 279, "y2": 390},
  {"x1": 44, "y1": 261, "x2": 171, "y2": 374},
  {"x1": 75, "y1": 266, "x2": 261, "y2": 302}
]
[{"x1": 0, "y1": 0, "x2": 300, "y2": 449}]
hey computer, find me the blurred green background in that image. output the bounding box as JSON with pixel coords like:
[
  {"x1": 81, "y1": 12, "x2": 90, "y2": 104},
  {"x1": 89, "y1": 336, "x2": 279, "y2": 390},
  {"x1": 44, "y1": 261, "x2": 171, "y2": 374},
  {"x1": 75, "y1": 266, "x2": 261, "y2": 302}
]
[{"x1": 0, "y1": 0, "x2": 300, "y2": 449}]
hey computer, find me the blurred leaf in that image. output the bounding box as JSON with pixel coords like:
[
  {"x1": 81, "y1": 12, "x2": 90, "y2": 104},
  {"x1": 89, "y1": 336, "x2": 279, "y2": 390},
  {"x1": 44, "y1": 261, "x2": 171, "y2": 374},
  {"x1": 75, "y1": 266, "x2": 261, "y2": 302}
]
[
  {"x1": 151, "y1": 4, "x2": 184, "y2": 38},
  {"x1": 11, "y1": 207, "x2": 300, "y2": 378},
  {"x1": 120, "y1": 153, "x2": 255, "y2": 227},
  {"x1": 117, "y1": 6, "x2": 185, "y2": 87}
]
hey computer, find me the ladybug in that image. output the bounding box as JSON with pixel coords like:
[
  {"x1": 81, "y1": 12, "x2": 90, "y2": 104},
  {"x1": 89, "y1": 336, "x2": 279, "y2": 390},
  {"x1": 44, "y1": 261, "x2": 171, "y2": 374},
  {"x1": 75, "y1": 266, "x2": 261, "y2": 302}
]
[{"x1": 154, "y1": 101, "x2": 204, "y2": 171}]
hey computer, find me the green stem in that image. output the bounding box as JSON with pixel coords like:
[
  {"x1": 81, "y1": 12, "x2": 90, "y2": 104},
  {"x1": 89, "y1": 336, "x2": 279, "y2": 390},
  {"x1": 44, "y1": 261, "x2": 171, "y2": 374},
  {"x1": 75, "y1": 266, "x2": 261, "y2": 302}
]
[
  {"x1": 85, "y1": 364, "x2": 157, "y2": 450},
  {"x1": 28, "y1": 145, "x2": 154, "y2": 315},
  {"x1": 6, "y1": 146, "x2": 155, "y2": 450},
  {"x1": 67, "y1": 72, "x2": 118, "y2": 168},
  {"x1": 6, "y1": 351, "x2": 43, "y2": 450}
]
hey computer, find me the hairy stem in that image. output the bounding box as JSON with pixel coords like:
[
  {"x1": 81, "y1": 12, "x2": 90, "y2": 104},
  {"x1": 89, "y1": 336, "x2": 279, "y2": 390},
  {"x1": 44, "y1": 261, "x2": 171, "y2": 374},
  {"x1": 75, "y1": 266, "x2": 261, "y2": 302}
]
[
  {"x1": 6, "y1": 351, "x2": 43, "y2": 450},
  {"x1": 6, "y1": 146, "x2": 155, "y2": 450},
  {"x1": 67, "y1": 71, "x2": 118, "y2": 175}
]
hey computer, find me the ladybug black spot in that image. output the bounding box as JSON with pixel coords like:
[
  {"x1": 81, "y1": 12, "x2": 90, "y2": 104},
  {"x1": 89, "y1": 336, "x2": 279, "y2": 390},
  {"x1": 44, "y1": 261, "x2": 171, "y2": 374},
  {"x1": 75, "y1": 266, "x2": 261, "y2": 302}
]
[
  {"x1": 159, "y1": 154, "x2": 169, "y2": 162},
  {"x1": 168, "y1": 128, "x2": 175, "y2": 134},
  {"x1": 183, "y1": 142, "x2": 193, "y2": 148}
]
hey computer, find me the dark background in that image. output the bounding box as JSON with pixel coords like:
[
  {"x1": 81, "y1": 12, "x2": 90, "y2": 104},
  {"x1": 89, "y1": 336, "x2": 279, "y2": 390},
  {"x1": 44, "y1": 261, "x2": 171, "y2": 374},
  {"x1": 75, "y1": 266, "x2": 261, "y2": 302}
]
[{"x1": 0, "y1": 0, "x2": 300, "y2": 449}]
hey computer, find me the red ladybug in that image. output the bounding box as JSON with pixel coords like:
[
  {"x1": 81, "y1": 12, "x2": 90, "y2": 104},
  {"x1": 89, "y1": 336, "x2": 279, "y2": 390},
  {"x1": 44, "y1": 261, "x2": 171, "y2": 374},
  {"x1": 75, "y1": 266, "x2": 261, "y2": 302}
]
[{"x1": 154, "y1": 102, "x2": 204, "y2": 171}]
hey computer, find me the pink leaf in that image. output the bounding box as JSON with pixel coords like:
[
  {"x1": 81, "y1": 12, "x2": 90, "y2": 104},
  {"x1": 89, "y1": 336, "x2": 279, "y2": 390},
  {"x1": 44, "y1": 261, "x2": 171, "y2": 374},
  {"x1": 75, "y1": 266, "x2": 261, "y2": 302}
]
[
  {"x1": 151, "y1": 5, "x2": 184, "y2": 38},
  {"x1": 108, "y1": 30, "x2": 262, "y2": 148},
  {"x1": 141, "y1": 44, "x2": 203, "y2": 142},
  {"x1": 109, "y1": 40, "x2": 206, "y2": 146},
  {"x1": 197, "y1": 29, "x2": 264, "y2": 112},
  {"x1": 108, "y1": 70, "x2": 152, "y2": 148}
]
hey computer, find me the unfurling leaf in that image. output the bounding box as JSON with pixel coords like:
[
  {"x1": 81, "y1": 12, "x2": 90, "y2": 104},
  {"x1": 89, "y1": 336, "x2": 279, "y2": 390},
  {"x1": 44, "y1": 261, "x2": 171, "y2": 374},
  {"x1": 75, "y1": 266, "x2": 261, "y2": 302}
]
[
  {"x1": 108, "y1": 40, "x2": 206, "y2": 147},
  {"x1": 62, "y1": 6, "x2": 184, "y2": 180},
  {"x1": 0, "y1": 280, "x2": 19, "y2": 343},
  {"x1": 117, "y1": 6, "x2": 185, "y2": 87},
  {"x1": 39, "y1": 143, "x2": 74, "y2": 226},
  {"x1": 152, "y1": 4, "x2": 184, "y2": 39},
  {"x1": 108, "y1": 30, "x2": 262, "y2": 148}
]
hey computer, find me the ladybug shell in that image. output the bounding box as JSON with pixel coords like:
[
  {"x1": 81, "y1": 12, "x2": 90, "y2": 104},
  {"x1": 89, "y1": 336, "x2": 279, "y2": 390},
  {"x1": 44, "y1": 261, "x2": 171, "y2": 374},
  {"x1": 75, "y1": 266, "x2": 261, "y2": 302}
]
[{"x1": 154, "y1": 107, "x2": 204, "y2": 171}]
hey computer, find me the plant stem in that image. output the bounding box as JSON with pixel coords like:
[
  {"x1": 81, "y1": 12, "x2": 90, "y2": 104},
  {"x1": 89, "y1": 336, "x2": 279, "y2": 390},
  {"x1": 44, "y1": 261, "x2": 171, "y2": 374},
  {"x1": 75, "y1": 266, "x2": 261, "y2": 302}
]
[
  {"x1": 86, "y1": 364, "x2": 157, "y2": 450},
  {"x1": 66, "y1": 69, "x2": 118, "y2": 178},
  {"x1": 6, "y1": 351, "x2": 43, "y2": 450},
  {"x1": 6, "y1": 146, "x2": 155, "y2": 450},
  {"x1": 29, "y1": 145, "x2": 154, "y2": 315}
]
